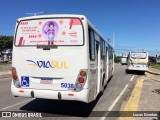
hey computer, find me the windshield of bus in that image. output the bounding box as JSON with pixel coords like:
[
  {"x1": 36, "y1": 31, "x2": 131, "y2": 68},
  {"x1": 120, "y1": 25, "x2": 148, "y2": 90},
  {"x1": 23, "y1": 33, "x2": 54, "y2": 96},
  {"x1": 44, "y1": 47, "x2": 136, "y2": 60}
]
[
  {"x1": 131, "y1": 52, "x2": 147, "y2": 59},
  {"x1": 15, "y1": 18, "x2": 84, "y2": 46}
]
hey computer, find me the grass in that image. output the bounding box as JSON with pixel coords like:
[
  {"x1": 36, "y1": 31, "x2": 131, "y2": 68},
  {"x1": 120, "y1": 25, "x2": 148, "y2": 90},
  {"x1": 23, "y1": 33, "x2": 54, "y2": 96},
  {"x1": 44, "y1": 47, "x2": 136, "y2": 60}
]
[
  {"x1": 0, "y1": 74, "x2": 12, "y2": 79},
  {"x1": 151, "y1": 63, "x2": 160, "y2": 70},
  {"x1": 0, "y1": 62, "x2": 11, "y2": 66},
  {"x1": 0, "y1": 62, "x2": 11, "y2": 72}
]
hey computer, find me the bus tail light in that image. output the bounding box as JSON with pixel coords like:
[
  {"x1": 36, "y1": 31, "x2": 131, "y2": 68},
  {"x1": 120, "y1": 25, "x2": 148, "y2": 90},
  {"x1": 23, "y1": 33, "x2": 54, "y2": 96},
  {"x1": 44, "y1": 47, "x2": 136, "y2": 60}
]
[
  {"x1": 74, "y1": 70, "x2": 87, "y2": 91},
  {"x1": 78, "y1": 77, "x2": 84, "y2": 83},
  {"x1": 13, "y1": 75, "x2": 18, "y2": 80},
  {"x1": 80, "y1": 71, "x2": 86, "y2": 77},
  {"x1": 12, "y1": 69, "x2": 17, "y2": 74},
  {"x1": 11, "y1": 67, "x2": 20, "y2": 88}
]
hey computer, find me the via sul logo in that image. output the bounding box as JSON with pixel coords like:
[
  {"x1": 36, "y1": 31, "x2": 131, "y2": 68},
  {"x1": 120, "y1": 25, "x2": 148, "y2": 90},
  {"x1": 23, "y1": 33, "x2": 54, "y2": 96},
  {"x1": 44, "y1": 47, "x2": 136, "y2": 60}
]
[{"x1": 26, "y1": 60, "x2": 68, "y2": 69}]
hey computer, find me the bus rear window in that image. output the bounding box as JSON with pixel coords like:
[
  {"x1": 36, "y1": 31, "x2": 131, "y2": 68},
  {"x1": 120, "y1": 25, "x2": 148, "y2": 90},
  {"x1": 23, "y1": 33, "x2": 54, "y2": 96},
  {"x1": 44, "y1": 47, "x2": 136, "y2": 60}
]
[
  {"x1": 15, "y1": 18, "x2": 84, "y2": 46},
  {"x1": 131, "y1": 52, "x2": 147, "y2": 59}
]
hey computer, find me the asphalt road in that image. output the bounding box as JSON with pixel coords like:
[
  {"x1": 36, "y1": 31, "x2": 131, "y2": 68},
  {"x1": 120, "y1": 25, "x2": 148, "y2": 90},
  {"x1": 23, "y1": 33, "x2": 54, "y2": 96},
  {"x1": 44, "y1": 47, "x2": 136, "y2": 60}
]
[{"x1": 0, "y1": 64, "x2": 145, "y2": 120}]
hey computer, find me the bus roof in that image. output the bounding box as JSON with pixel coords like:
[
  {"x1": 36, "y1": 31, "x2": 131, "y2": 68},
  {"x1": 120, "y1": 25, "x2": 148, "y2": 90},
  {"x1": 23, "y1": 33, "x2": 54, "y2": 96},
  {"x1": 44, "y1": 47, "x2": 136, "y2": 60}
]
[
  {"x1": 130, "y1": 51, "x2": 148, "y2": 53},
  {"x1": 17, "y1": 14, "x2": 86, "y2": 21}
]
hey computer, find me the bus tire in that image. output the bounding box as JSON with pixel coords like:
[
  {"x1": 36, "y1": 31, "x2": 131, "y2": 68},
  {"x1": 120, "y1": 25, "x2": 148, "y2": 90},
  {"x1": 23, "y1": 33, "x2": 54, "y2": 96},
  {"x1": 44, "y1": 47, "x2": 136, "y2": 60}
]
[
  {"x1": 100, "y1": 75, "x2": 105, "y2": 95},
  {"x1": 141, "y1": 71, "x2": 145, "y2": 75}
]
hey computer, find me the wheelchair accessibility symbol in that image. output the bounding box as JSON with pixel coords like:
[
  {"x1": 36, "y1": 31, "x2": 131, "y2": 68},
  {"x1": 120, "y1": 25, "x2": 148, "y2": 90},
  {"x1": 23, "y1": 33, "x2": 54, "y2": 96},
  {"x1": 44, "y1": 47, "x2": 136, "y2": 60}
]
[{"x1": 21, "y1": 76, "x2": 29, "y2": 87}]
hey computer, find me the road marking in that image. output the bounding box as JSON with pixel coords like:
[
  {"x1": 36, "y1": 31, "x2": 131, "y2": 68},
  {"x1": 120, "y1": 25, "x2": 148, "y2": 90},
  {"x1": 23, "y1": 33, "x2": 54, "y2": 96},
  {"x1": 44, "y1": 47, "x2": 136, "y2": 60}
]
[
  {"x1": 108, "y1": 84, "x2": 128, "y2": 111},
  {"x1": 0, "y1": 98, "x2": 34, "y2": 110},
  {"x1": 124, "y1": 79, "x2": 144, "y2": 111},
  {"x1": 130, "y1": 75, "x2": 135, "y2": 81},
  {"x1": 100, "y1": 84, "x2": 129, "y2": 120},
  {"x1": 100, "y1": 76, "x2": 136, "y2": 120},
  {"x1": 119, "y1": 79, "x2": 144, "y2": 120}
]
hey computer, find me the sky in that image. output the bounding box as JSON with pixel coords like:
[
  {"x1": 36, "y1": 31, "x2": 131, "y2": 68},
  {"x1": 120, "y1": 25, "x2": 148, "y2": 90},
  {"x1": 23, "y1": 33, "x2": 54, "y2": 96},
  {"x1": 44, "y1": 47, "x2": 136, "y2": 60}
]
[{"x1": 1, "y1": 0, "x2": 160, "y2": 56}]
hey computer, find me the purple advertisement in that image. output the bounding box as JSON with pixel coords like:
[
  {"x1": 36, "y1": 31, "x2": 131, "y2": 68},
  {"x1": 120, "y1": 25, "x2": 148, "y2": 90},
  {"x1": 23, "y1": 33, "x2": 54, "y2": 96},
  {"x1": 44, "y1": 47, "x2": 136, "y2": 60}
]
[{"x1": 42, "y1": 21, "x2": 59, "y2": 45}]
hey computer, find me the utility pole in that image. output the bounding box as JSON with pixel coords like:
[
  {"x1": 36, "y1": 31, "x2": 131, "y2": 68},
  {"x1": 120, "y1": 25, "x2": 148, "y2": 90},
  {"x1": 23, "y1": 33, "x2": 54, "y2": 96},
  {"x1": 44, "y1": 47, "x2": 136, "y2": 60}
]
[{"x1": 113, "y1": 32, "x2": 115, "y2": 50}]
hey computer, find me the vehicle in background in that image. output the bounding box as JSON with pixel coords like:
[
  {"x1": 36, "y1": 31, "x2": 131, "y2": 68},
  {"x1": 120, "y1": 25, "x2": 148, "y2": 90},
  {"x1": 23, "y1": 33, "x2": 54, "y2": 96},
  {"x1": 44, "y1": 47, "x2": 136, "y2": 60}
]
[
  {"x1": 121, "y1": 57, "x2": 127, "y2": 65},
  {"x1": 126, "y1": 51, "x2": 148, "y2": 74},
  {"x1": 0, "y1": 49, "x2": 12, "y2": 62},
  {"x1": 1, "y1": 49, "x2": 12, "y2": 55},
  {"x1": 121, "y1": 53, "x2": 128, "y2": 65},
  {"x1": 11, "y1": 14, "x2": 114, "y2": 103}
]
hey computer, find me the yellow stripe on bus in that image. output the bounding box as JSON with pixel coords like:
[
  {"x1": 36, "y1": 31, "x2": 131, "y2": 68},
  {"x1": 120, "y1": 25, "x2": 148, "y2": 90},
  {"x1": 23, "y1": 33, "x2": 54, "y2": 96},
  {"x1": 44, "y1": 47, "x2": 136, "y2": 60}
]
[{"x1": 28, "y1": 64, "x2": 36, "y2": 66}]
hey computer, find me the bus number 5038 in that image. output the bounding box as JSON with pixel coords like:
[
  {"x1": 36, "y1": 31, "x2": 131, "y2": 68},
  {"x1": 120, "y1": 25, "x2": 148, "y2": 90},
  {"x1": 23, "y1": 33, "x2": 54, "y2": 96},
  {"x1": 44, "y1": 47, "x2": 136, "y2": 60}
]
[{"x1": 61, "y1": 83, "x2": 74, "y2": 89}]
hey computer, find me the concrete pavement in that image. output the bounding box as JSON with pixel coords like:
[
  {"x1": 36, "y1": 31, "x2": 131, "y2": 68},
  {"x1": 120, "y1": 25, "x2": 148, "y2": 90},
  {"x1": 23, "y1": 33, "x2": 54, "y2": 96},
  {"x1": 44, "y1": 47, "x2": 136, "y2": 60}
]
[
  {"x1": 0, "y1": 63, "x2": 11, "y2": 79},
  {"x1": 147, "y1": 67, "x2": 160, "y2": 75},
  {"x1": 120, "y1": 68, "x2": 160, "y2": 120}
]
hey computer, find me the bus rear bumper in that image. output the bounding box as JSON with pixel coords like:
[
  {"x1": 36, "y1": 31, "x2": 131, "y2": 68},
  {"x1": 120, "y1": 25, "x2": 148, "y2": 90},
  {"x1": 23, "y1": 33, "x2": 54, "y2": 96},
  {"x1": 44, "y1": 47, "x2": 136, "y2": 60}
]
[
  {"x1": 127, "y1": 66, "x2": 148, "y2": 71},
  {"x1": 11, "y1": 85, "x2": 90, "y2": 103}
]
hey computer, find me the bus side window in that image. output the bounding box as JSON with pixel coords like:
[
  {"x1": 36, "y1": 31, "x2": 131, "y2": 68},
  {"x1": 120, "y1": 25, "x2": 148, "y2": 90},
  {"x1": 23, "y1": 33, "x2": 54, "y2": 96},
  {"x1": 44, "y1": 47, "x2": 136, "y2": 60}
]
[
  {"x1": 89, "y1": 29, "x2": 95, "y2": 60},
  {"x1": 108, "y1": 46, "x2": 110, "y2": 59},
  {"x1": 103, "y1": 40, "x2": 106, "y2": 57},
  {"x1": 100, "y1": 39, "x2": 106, "y2": 60},
  {"x1": 100, "y1": 39, "x2": 103, "y2": 59},
  {"x1": 105, "y1": 47, "x2": 108, "y2": 60},
  {"x1": 108, "y1": 46, "x2": 112, "y2": 60}
]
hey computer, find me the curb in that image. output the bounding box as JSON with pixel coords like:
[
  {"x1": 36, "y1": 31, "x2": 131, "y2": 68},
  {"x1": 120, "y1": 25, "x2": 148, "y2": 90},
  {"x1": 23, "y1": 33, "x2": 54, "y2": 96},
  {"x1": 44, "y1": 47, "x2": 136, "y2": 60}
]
[
  {"x1": 0, "y1": 74, "x2": 12, "y2": 79},
  {"x1": 146, "y1": 70, "x2": 160, "y2": 75}
]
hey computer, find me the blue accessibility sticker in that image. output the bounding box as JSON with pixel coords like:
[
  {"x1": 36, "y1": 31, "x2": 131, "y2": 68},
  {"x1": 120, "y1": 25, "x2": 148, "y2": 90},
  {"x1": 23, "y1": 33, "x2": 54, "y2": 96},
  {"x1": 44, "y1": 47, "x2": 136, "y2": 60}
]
[{"x1": 21, "y1": 76, "x2": 29, "y2": 87}]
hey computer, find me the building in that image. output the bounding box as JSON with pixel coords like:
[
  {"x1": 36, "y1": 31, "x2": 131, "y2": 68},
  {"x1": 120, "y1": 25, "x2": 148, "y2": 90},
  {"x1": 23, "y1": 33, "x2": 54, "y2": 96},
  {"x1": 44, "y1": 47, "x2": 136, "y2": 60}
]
[{"x1": 156, "y1": 55, "x2": 160, "y2": 63}]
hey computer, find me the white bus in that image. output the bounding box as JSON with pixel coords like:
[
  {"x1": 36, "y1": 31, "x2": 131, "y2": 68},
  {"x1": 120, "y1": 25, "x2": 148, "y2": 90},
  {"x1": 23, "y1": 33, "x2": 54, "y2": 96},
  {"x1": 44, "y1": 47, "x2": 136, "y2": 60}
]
[
  {"x1": 11, "y1": 14, "x2": 114, "y2": 103},
  {"x1": 126, "y1": 51, "x2": 148, "y2": 73},
  {"x1": 121, "y1": 53, "x2": 128, "y2": 65}
]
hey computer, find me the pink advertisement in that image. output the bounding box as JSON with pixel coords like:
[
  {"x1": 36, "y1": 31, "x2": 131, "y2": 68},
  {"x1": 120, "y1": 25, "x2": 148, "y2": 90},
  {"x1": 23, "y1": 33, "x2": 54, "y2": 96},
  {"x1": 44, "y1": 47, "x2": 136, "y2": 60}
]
[{"x1": 16, "y1": 18, "x2": 83, "y2": 46}]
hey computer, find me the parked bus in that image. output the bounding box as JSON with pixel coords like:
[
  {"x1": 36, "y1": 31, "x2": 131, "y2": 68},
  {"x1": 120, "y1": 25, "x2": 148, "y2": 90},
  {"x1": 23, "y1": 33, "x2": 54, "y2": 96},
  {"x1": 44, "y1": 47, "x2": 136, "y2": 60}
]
[
  {"x1": 11, "y1": 14, "x2": 114, "y2": 103},
  {"x1": 126, "y1": 51, "x2": 148, "y2": 74}
]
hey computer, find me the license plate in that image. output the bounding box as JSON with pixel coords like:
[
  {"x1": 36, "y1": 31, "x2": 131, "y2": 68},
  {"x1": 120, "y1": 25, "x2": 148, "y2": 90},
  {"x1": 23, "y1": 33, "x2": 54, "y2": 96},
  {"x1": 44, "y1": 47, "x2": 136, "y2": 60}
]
[
  {"x1": 135, "y1": 65, "x2": 141, "y2": 67},
  {"x1": 40, "y1": 78, "x2": 53, "y2": 84}
]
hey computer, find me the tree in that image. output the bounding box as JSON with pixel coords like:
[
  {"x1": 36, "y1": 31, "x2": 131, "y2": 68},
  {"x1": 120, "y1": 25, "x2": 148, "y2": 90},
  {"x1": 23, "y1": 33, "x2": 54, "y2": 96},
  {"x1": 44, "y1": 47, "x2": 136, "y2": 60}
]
[
  {"x1": 0, "y1": 36, "x2": 13, "y2": 51},
  {"x1": 114, "y1": 55, "x2": 121, "y2": 63}
]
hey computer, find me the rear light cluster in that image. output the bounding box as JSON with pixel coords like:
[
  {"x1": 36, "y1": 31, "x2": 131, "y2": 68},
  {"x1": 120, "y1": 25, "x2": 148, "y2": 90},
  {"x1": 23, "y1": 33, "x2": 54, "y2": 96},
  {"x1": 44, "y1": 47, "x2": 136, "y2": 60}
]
[
  {"x1": 75, "y1": 70, "x2": 87, "y2": 91},
  {"x1": 12, "y1": 67, "x2": 20, "y2": 88}
]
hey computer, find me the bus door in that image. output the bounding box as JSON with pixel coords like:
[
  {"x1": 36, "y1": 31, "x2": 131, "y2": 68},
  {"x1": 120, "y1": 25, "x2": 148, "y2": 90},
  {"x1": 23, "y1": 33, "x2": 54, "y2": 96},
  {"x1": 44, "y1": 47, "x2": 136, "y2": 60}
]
[
  {"x1": 95, "y1": 41, "x2": 101, "y2": 94},
  {"x1": 108, "y1": 47, "x2": 113, "y2": 78},
  {"x1": 106, "y1": 47, "x2": 109, "y2": 81}
]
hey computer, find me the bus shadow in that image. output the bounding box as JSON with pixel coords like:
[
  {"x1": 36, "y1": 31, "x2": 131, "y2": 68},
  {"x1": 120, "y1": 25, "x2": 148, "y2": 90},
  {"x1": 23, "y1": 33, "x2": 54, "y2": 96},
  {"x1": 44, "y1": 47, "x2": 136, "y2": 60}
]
[
  {"x1": 125, "y1": 70, "x2": 145, "y2": 75},
  {"x1": 104, "y1": 76, "x2": 112, "y2": 89},
  {"x1": 20, "y1": 77, "x2": 113, "y2": 117},
  {"x1": 20, "y1": 94, "x2": 102, "y2": 117}
]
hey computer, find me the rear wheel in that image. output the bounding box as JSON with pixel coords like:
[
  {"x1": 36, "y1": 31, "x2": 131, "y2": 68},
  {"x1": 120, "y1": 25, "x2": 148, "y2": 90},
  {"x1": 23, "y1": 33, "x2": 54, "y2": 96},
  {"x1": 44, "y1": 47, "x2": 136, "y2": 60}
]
[
  {"x1": 141, "y1": 71, "x2": 145, "y2": 75},
  {"x1": 100, "y1": 76, "x2": 105, "y2": 95}
]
